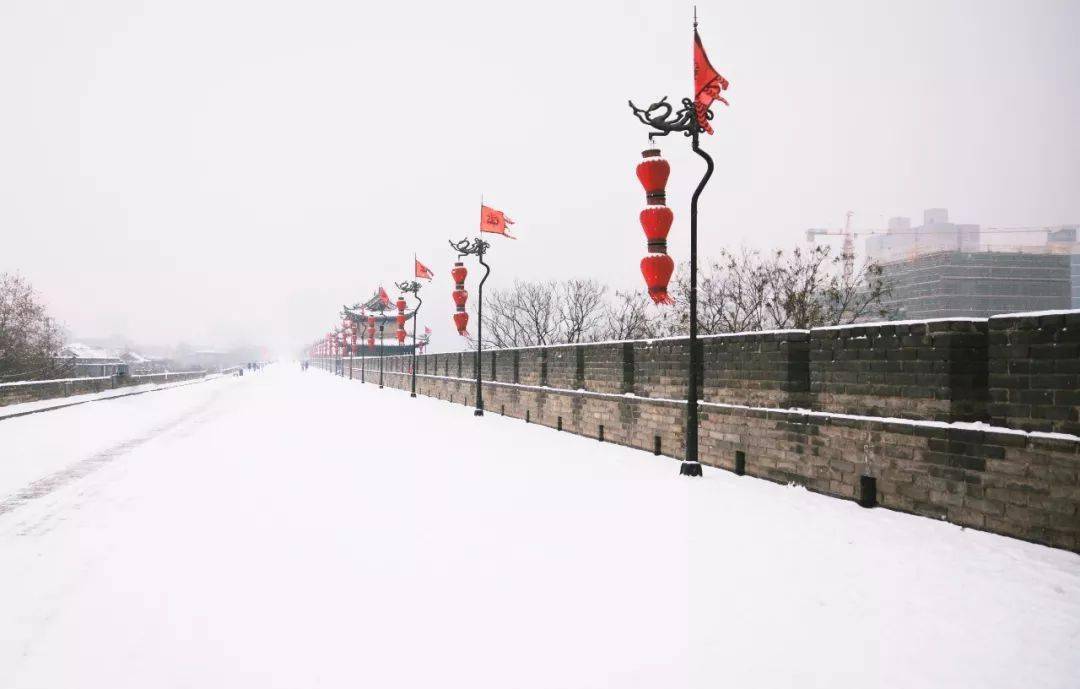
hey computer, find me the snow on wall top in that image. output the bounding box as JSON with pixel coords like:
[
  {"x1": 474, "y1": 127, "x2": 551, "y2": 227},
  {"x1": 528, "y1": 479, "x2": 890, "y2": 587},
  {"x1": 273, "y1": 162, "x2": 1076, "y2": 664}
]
[
  {"x1": 812, "y1": 316, "x2": 987, "y2": 332},
  {"x1": 988, "y1": 308, "x2": 1080, "y2": 320}
]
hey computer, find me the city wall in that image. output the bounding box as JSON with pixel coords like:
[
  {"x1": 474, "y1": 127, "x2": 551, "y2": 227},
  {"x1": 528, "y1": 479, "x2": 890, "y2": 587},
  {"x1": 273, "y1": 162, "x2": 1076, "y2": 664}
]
[
  {"x1": 318, "y1": 310, "x2": 1080, "y2": 553},
  {"x1": 0, "y1": 370, "x2": 211, "y2": 408}
]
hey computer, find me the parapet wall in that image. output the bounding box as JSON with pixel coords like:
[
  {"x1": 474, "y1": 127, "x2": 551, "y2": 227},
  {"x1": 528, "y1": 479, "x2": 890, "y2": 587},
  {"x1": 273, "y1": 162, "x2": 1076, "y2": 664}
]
[
  {"x1": 0, "y1": 370, "x2": 210, "y2": 408},
  {"x1": 988, "y1": 310, "x2": 1080, "y2": 436},
  {"x1": 324, "y1": 310, "x2": 1080, "y2": 553}
]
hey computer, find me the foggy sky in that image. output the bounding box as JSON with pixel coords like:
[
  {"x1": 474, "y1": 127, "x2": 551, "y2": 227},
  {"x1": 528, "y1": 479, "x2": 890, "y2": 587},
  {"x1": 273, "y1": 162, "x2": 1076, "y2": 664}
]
[{"x1": 2, "y1": 0, "x2": 1078, "y2": 356}]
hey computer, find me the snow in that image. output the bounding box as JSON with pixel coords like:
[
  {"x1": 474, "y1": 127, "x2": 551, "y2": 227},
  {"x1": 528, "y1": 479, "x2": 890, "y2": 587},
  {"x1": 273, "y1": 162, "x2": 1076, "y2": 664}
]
[
  {"x1": 129, "y1": 369, "x2": 206, "y2": 378},
  {"x1": 989, "y1": 308, "x2": 1080, "y2": 319},
  {"x1": 0, "y1": 375, "x2": 112, "y2": 388},
  {"x1": 812, "y1": 316, "x2": 987, "y2": 331},
  {"x1": 0, "y1": 365, "x2": 1078, "y2": 688},
  {"x1": 57, "y1": 342, "x2": 118, "y2": 360}
]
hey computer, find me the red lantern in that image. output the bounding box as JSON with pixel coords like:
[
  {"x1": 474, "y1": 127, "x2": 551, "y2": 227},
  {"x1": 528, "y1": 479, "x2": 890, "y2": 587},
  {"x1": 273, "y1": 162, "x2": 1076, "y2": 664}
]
[
  {"x1": 636, "y1": 148, "x2": 670, "y2": 205},
  {"x1": 640, "y1": 206, "x2": 673, "y2": 253},
  {"x1": 637, "y1": 147, "x2": 675, "y2": 305},
  {"x1": 367, "y1": 314, "x2": 376, "y2": 349},
  {"x1": 641, "y1": 254, "x2": 675, "y2": 304},
  {"x1": 395, "y1": 295, "x2": 408, "y2": 344},
  {"x1": 452, "y1": 261, "x2": 469, "y2": 336},
  {"x1": 453, "y1": 311, "x2": 469, "y2": 335}
]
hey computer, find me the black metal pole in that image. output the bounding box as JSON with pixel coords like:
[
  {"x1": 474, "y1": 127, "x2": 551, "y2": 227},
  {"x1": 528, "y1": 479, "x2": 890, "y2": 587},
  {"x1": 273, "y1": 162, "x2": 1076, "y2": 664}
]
[
  {"x1": 411, "y1": 294, "x2": 422, "y2": 397},
  {"x1": 378, "y1": 323, "x2": 385, "y2": 388},
  {"x1": 474, "y1": 248, "x2": 490, "y2": 416},
  {"x1": 679, "y1": 127, "x2": 714, "y2": 477}
]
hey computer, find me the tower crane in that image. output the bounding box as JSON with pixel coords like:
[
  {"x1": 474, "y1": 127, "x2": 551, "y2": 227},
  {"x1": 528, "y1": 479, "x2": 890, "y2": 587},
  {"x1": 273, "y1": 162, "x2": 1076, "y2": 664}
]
[{"x1": 805, "y1": 211, "x2": 886, "y2": 281}]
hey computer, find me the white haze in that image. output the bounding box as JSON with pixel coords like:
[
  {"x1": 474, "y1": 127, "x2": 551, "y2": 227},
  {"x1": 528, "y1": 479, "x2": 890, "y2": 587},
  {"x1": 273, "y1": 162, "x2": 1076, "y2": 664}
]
[{"x1": 1, "y1": 0, "x2": 1077, "y2": 356}]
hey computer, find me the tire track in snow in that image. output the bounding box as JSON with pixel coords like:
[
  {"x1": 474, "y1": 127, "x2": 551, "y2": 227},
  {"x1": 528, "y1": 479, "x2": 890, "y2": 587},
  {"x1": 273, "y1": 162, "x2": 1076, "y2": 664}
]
[{"x1": 0, "y1": 391, "x2": 222, "y2": 520}]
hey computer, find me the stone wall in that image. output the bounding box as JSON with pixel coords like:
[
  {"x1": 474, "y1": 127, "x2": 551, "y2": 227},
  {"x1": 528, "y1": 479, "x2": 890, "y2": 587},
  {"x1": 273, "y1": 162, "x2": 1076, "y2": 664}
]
[
  {"x1": 0, "y1": 370, "x2": 210, "y2": 408},
  {"x1": 988, "y1": 310, "x2": 1080, "y2": 436},
  {"x1": 317, "y1": 311, "x2": 1080, "y2": 553},
  {"x1": 0, "y1": 376, "x2": 116, "y2": 407},
  {"x1": 811, "y1": 319, "x2": 988, "y2": 422}
]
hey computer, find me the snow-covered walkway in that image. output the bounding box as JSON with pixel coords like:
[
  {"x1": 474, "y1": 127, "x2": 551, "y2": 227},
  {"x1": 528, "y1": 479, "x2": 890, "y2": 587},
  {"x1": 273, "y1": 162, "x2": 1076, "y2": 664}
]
[{"x1": 1, "y1": 365, "x2": 1078, "y2": 688}]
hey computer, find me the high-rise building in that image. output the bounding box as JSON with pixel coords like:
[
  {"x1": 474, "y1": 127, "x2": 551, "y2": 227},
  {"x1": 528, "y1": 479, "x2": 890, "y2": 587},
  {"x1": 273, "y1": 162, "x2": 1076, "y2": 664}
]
[
  {"x1": 866, "y1": 209, "x2": 981, "y2": 264},
  {"x1": 866, "y1": 210, "x2": 1077, "y2": 319},
  {"x1": 877, "y1": 251, "x2": 1072, "y2": 319}
]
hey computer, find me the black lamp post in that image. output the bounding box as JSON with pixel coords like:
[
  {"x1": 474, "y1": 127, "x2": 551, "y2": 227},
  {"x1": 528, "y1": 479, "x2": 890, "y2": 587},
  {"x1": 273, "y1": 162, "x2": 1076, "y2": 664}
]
[
  {"x1": 335, "y1": 328, "x2": 344, "y2": 377},
  {"x1": 378, "y1": 319, "x2": 385, "y2": 389},
  {"x1": 395, "y1": 280, "x2": 423, "y2": 398},
  {"x1": 348, "y1": 324, "x2": 356, "y2": 379},
  {"x1": 628, "y1": 101, "x2": 715, "y2": 477},
  {"x1": 449, "y1": 236, "x2": 490, "y2": 417}
]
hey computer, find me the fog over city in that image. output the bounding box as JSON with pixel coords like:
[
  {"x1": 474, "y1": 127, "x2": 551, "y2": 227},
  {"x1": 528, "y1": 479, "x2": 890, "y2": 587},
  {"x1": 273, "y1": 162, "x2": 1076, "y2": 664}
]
[{"x1": 2, "y1": 0, "x2": 1077, "y2": 355}]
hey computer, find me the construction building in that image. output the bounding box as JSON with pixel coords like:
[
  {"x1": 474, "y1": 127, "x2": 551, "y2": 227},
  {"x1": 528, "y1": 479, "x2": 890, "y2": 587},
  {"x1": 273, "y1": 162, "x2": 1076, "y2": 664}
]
[{"x1": 863, "y1": 210, "x2": 1077, "y2": 319}]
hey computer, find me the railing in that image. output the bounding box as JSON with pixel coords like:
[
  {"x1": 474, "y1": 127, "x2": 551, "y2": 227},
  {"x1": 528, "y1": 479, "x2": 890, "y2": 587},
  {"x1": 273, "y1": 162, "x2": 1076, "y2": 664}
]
[
  {"x1": 0, "y1": 375, "x2": 113, "y2": 388},
  {"x1": 129, "y1": 370, "x2": 208, "y2": 379}
]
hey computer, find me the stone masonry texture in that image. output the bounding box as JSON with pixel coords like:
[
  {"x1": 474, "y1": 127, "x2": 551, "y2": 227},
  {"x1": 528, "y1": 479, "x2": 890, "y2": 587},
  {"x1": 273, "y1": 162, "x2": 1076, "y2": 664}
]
[{"x1": 321, "y1": 313, "x2": 1080, "y2": 553}]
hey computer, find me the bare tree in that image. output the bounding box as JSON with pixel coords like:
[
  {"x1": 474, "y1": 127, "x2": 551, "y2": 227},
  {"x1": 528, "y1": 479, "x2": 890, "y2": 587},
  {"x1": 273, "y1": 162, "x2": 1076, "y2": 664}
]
[
  {"x1": 761, "y1": 245, "x2": 892, "y2": 329},
  {"x1": 761, "y1": 245, "x2": 835, "y2": 330},
  {"x1": 820, "y1": 258, "x2": 893, "y2": 326},
  {"x1": 0, "y1": 273, "x2": 68, "y2": 380},
  {"x1": 516, "y1": 281, "x2": 561, "y2": 345},
  {"x1": 602, "y1": 290, "x2": 664, "y2": 341},
  {"x1": 660, "y1": 244, "x2": 892, "y2": 335},
  {"x1": 477, "y1": 280, "x2": 561, "y2": 348},
  {"x1": 481, "y1": 288, "x2": 529, "y2": 349},
  {"x1": 558, "y1": 279, "x2": 608, "y2": 343}
]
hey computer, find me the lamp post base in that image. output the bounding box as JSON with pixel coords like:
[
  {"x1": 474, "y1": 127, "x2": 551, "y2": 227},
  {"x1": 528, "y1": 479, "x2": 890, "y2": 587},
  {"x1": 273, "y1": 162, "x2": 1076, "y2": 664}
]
[
  {"x1": 679, "y1": 461, "x2": 703, "y2": 477},
  {"x1": 473, "y1": 408, "x2": 484, "y2": 417},
  {"x1": 410, "y1": 393, "x2": 417, "y2": 398}
]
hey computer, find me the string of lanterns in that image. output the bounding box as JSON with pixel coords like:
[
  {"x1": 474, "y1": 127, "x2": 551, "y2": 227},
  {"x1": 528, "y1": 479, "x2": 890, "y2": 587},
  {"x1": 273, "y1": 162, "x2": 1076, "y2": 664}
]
[
  {"x1": 451, "y1": 261, "x2": 469, "y2": 335},
  {"x1": 636, "y1": 147, "x2": 674, "y2": 305},
  {"x1": 395, "y1": 296, "x2": 408, "y2": 344}
]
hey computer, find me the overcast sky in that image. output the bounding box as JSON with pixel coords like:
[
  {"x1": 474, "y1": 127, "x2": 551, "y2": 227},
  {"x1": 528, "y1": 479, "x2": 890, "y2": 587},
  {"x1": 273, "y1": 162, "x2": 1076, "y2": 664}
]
[{"x1": 2, "y1": 0, "x2": 1078, "y2": 355}]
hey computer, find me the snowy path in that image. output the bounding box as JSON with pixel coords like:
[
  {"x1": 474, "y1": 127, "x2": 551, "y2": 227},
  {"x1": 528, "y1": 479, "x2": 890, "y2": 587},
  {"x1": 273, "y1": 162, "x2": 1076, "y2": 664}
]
[{"x1": 1, "y1": 366, "x2": 1078, "y2": 688}]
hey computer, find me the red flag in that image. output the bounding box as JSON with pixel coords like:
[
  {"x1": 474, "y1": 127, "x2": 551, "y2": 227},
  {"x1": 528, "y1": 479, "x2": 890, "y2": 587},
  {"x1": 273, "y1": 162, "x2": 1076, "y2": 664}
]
[
  {"x1": 693, "y1": 28, "x2": 729, "y2": 135},
  {"x1": 378, "y1": 286, "x2": 390, "y2": 306},
  {"x1": 480, "y1": 204, "x2": 516, "y2": 239},
  {"x1": 415, "y1": 257, "x2": 434, "y2": 280}
]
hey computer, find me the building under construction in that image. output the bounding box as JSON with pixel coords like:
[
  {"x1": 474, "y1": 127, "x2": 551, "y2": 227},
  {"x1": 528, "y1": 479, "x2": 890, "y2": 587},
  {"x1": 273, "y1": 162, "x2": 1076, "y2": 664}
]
[{"x1": 859, "y1": 209, "x2": 1078, "y2": 319}]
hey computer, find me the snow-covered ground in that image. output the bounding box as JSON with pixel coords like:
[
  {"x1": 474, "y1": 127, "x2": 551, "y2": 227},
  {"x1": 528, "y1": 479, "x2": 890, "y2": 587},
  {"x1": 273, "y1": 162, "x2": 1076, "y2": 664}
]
[{"x1": 1, "y1": 365, "x2": 1078, "y2": 688}]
